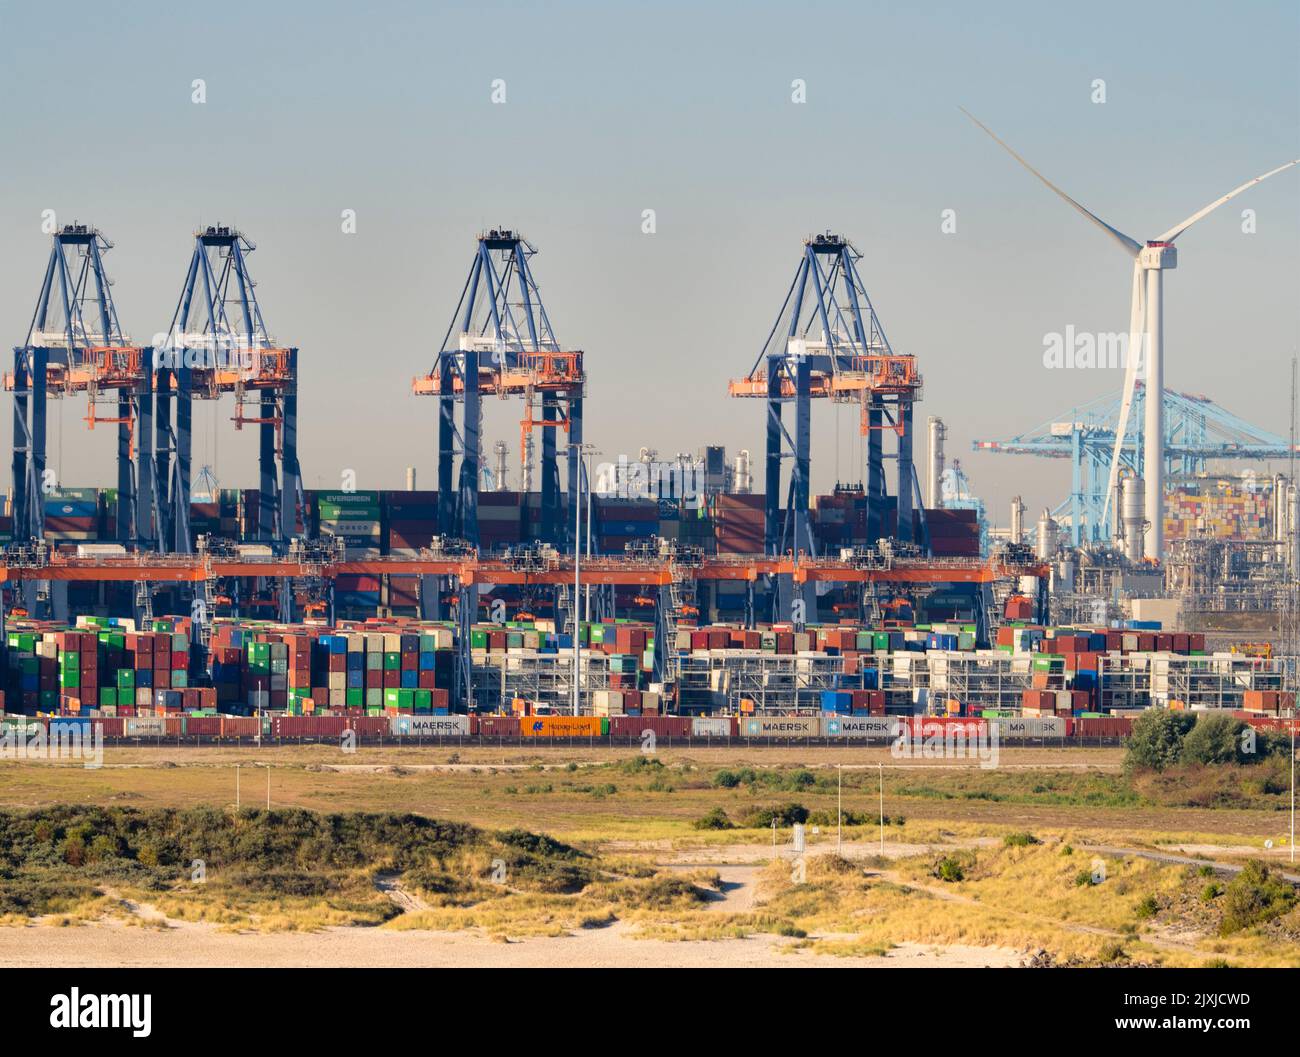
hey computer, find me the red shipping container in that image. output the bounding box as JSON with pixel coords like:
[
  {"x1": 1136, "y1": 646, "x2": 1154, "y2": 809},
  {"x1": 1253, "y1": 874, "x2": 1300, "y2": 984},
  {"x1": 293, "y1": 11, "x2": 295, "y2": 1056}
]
[{"x1": 477, "y1": 715, "x2": 521, "y2": 737}]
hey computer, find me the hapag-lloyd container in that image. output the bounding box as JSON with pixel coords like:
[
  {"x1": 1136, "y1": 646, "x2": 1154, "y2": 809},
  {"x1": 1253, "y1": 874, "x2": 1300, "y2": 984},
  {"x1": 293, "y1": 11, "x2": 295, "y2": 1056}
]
[{"x1": 518, "y1": 715, "x2": 605, "y2": 737}]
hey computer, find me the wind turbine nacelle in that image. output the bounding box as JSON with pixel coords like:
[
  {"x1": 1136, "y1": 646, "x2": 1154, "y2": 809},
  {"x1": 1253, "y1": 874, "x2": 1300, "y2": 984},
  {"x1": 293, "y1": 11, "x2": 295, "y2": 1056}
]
[{"x1": 1140, "y1": 242, "x2": 1177, "y2": 270}]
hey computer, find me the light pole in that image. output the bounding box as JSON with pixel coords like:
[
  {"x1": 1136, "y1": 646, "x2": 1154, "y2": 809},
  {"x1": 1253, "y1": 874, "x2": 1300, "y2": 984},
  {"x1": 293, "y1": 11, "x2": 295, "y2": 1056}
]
[
  {"x1": 570, "y1": 443, "x2": 596, "y2": 717},
  {"x1": 878, "y1": 762, "x2": 885, "y2": 854},
  {"x1": 837, "y1": 764, "x2": 843, "y2": 855},
  {"x1": 1291, "y1": 705, "x2": 1295, "y2": 865}
]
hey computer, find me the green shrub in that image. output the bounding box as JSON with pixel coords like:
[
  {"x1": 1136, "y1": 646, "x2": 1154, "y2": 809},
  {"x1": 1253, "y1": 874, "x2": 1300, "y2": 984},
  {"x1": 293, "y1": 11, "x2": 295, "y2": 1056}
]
[
  {"x1": 1183, "y1": 713, "x2": 1249, "y2": 766},
  {"x1": 1125, "y1": 709, "x2": 1196, "y2": 771},
  {"x1": 738, "y1": 803, "x2": 809, "y2": 828},
  {"x1": 1220, "y1": 860, "x2": 1296, "y2": 935},
  {"x1": 1003, "y1": 831, "x2": 1040, "y2": 848},
  {"x1": 934, "y1": 857, "x2": 964, "y2": 883},
  {"x1": 692, "y1": 807, "x2": 735, "y2": 831}
]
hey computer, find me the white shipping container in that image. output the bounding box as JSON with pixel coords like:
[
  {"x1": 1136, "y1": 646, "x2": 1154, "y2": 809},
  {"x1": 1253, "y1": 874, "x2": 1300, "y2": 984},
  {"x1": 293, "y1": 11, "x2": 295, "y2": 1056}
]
[
  {"x1": 823, "y1": 716, "x2": 899, "y2": 739},
  {"x1": 996, "y1": 716, "x2": 1065, "y2": 738},
  {"x1": 125, "y1": 717, "x2": 166, "y2": 736},
  {"x1": 739, "y1": 716, "x2": 821, "y2": 737},
  {"x1": 691, "y1": 716, "x2": 732, "y2": 737},
  {"x1": 391, "y1": 715, "x2": 470, "y2": 737}
]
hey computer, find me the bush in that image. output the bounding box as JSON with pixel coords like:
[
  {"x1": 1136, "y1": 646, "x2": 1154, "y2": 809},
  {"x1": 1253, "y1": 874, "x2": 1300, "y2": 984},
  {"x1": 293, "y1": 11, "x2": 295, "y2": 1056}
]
[
  {"x1": 1201, "y1": 883, "x2": 1222, "y2": 903},
  {"x1": 1003, "y1": 832, "x2": 1040, "y2": 848},
  {"x1": 933, "y1": 857, "x2": 964, "y2": 883},
  {"x1": 1183, "y1": 713, "x2": 1249, "y2": 766},
  {"x1": 1135, "y1": 894, "x2": 1160, "y2": 919},
  {"x1": 1125, "y1": 709, "x2": 1196, "y2": 771},
  {"x1": 692, "y1": 807, "x2": 735, "y2": 831},
  {"x1": 1220, "y1": 859, "x2": 1297, "y2": 935},
  {"x1": 712, "y1": 768, "x2": 756, "y2": 789},
  {"x1": 738, "y1": 803, "x2": 809, "y2": 828},
  {"x1": 808, "y1": 808, "x2": 871, "y2": 827}
]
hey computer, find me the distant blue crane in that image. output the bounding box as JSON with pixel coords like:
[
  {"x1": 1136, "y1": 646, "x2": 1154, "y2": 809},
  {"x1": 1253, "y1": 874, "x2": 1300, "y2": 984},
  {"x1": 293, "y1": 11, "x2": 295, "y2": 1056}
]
[{"x1": 973, "y1": 384, "x2": 1294, "y2": 545}]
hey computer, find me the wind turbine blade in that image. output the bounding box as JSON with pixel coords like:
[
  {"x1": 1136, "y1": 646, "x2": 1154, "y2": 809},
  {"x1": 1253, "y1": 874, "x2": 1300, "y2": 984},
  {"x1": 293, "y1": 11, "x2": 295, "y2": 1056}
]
[
  {"x1": 1157, "y1": 159, "x2": 1300, "y2": 241},
  {"x1": 959, "y1": 107, "x2": 1142, "y2": 257},
  {"x1": 1101, "y1": 260, "x2": 1146, "y2": 530}
]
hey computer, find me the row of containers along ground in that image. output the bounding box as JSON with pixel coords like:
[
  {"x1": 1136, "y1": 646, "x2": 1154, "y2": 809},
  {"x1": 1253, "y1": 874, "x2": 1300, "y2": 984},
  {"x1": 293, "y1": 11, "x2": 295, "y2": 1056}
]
[{"x1": 0, "y1": 610, "x2": 1292, "y2": 733}]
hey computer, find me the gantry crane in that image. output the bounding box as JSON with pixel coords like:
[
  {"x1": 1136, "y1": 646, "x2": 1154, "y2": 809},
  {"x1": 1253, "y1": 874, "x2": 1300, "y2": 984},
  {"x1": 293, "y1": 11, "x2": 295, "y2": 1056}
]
[
  {"x1": 972, "y1": 385, "x2": 1298, "y2": 546},
  {"x1": 6, "y1": 224, "x2": 154, "y2": 544},
  {"x1": 412, "y1": 229, "x2": 586, "y2": 552},
  {"x1": 729, "y1": 233, "x2": 925, "y2": 556},
  {"x1": 153, "y1": 226, "x2": 302, "y2": 553}
]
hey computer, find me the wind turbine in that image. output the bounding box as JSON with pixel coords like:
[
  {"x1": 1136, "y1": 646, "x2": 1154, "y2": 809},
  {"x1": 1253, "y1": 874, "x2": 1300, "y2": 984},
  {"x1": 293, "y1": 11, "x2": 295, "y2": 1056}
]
[{"x1": 961, "y1": 107, "x2": 1298, "y2": 560}]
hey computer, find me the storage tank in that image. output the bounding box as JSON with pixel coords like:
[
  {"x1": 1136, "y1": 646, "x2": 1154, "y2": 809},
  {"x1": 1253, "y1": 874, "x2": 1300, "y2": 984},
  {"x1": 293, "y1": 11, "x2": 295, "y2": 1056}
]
[
  {"x1": 1120, "y1": 475, "x2": 1146, "y2": 561},
  {"x1": 734, "y1": 449, "x2": 752, "y2": 494},
  {"x1": 926, "y1": 417, "x2": 946, "y2": 510},
  {"x1": 1010, "y1": 496, "x2": 1025, "y2": 545},
  {"x1": 1274, "y1": 474, "x2": 1289, "y2": 542},
  {"x1": 1035, "y1": 510, "x2": 1059, "y2": 559}
]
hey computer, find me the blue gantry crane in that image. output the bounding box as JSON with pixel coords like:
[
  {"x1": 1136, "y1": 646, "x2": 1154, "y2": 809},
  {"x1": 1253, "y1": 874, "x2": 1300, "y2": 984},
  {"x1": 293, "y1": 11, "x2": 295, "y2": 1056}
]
[
  {"x1": 152, "y1": 226, "x2": 302, "y2": 553},
  {"x1": 413, "y1": 229, "x2": 586, "y2": 552},
  {"x1": 728, "y1": 232, "x2": 925, "y2": 556},
  {"x1": 973, "y1": 384, "x2": 1295, "y2": 545},
  {"x1": 7, "y1": 224, "x2": 154, "y2": 544}
]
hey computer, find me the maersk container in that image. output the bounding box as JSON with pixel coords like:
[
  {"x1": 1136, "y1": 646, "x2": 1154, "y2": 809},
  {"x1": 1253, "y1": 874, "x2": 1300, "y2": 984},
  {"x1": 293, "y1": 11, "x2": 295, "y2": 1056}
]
[
  {"x1": 391, "y1": 715, "x2": 469, "y2": 737},
  {"x1": 739, "y1": 716, "x2": 820, "y2": 737},
  {"x1": 823, "y1": 716, "x2": 897, "y2": 739}
]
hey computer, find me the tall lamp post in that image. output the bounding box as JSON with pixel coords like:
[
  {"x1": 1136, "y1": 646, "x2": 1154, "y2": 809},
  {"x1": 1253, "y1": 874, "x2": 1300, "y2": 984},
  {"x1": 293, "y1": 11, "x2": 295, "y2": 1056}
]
[{"x1": 569, "y1": 443, "x2": 597, "y2": 716}]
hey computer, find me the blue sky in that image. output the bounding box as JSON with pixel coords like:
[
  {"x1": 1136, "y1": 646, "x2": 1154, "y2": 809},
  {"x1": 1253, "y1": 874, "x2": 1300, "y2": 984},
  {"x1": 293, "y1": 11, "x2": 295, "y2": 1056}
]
[{"x1": 1, "y1": 0, "x2": 1296, "y2": 521}]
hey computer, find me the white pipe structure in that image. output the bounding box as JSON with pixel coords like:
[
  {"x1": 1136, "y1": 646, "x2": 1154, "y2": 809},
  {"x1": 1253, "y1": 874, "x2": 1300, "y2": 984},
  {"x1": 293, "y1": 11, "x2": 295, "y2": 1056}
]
[
  {"x1": 1009, "y1": 495, "x2": 1025, "y2": 545},
  {"x1": 492, "y1": 441, "x2": 509, "y2": 492},
  {"x1": 962, "y1": 108, "x2": 1298, "y2": 562},
  {"x1": 926, "y1": 417, "x2": 946, "y2": 510},
  {"x1": 734, "y1": 449, "x2": 752, "y2": 494}
]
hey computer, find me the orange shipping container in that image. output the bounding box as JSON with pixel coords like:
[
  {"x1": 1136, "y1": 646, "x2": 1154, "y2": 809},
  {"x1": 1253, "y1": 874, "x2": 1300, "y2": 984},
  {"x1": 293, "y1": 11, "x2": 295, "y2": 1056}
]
[{"x1": 518, "y1": 715, "x2": 604, "y2": 737}]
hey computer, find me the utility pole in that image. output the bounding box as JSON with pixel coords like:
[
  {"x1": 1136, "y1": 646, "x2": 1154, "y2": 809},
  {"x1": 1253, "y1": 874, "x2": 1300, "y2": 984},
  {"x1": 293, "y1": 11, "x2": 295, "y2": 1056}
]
[
  {"x1": 236, "y1": 764, "x2": 240, "y2": 810},
  {"x1": 837, "y1": 764, "x2": 843, "y2": 855},
  {"x1": 878, "y1": 762, "x2": 885, "y2": 854},
  {"x1": 571, "y1": 442, "x2": 595, "y2": 717}
]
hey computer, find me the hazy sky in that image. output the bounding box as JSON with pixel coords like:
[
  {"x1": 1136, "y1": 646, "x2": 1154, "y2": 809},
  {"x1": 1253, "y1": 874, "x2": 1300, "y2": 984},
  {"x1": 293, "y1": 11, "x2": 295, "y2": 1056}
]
[{"x1": 2, "y1": 0, "x2": 1297, "y2": 526}]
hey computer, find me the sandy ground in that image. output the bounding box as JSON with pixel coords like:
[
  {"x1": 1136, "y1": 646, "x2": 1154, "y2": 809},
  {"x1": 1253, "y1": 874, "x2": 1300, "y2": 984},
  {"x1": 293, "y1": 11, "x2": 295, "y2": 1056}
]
[
  {"x1": 0, "y1": 920, "x2": 1018, "y2": 969},
  {"x1": 0, "y1": 837, "x2": 1024, "y2": 969}
]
